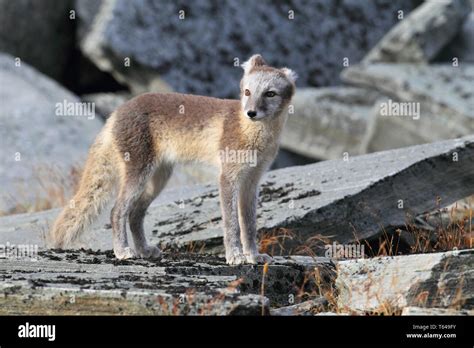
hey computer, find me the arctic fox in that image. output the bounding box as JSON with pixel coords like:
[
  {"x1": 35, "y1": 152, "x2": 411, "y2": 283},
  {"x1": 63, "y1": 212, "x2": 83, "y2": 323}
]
[{"x1": 50, "y1": 54, "x2": 297, "y2": 265}]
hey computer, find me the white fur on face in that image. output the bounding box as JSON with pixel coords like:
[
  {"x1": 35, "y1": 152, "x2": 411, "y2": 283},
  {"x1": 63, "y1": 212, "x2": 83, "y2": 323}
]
[{"x1": 241, "y1": 71, "x2": 293, "y2": 120}]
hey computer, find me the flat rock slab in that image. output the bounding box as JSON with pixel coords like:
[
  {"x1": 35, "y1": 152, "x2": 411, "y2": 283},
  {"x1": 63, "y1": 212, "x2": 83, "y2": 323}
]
[
  {"x1": 280, "y1": 87, "x2": 380, "y2": 160},
  {"x1": 136, "y1": 135, "x2": 474, "y2": 253},
  {"x1": 336, "y1": 249, "x2": 474, "y2": 312},
  {"x1": 0, "y1": 249, "x2": 334, "y2": 315},
  {"x1": 341, "y1": 63, "x2": 474, "y2": 147},
  {"x1": 0, "y1": 136, "x2": 473, "y2": 255}
]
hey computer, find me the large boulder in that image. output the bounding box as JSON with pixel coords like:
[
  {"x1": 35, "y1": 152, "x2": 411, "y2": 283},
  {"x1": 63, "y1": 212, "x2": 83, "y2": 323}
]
[
  {"x1": 336, "y1": 249, "x2": 473, "y2": 312},
  {"x1": 341, "y1": 63, "x2": 474, "y2": 151},
  {"x1": 76, "y1": 0, "x2": 418, "y2": 97},
  {"x1": 280, "y1": 87, "x2": 380, "y2": 160},
  {"x1": 0, "y1": 53, "x2": 103, "y2": 214},
  {"x1": 363, "y1": 0, "x2": 471, "y2": 64},
  {"x1": 441, "y1": 12, "x2": 474, "y2": 63},
  {"x1": 149, "y1": 135, "x2": 474, "y2": 254},
  {"x1": 0, "y1": 0, "x2": 75, "y2": 81}
]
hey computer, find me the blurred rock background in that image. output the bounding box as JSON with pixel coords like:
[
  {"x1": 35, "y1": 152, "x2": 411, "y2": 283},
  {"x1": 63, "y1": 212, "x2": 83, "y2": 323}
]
[{"x1": 0, "y1": 0, "x2": 473, "y2": 215}]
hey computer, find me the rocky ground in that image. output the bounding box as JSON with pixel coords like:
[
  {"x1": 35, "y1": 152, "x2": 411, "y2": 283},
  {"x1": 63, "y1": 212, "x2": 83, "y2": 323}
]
[
  {"x1": 0, "y1": 0, "x2": 473, "y2": 315},
  {"x1": 0, "y1": 248, "x2": 471, "y2": 315},
  {"x1": 1, "y1": 135, "x2": 473, "y2": 315}
]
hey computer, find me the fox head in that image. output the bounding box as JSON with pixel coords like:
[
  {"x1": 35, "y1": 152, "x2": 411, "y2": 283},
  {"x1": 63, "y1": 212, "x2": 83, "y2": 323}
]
[{"x1": 240, "y1": 54, "x2": 297, "y2": 121}]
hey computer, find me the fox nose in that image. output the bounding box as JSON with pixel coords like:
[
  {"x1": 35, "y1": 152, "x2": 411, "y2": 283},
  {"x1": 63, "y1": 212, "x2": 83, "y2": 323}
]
[{"x1": 247, "y1": 111, "x2": 257, "y2": 118}]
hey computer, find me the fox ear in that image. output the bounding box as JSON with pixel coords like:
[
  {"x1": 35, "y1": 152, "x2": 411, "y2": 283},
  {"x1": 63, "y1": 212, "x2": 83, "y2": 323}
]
[
  {"x1": 281, "y1": 68, "x2": 298, "y2": 84},
  {"x1": 241, "y1": 54, "x2": 267, "y2": 74}
]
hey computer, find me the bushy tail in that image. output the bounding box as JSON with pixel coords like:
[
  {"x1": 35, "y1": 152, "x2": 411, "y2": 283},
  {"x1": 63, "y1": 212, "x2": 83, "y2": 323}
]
[{"x1": 50, "y1": 125, "x2": 118, "y2": 248}]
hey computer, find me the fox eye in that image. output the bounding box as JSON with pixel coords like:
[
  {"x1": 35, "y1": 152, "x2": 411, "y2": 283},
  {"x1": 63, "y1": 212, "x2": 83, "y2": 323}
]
[
  {"x1": 265, "y1": 91, "x2": 276, "y2": 97},
  {"x1": 244, "y1": 89, "x2": 251, "y2": 96}
]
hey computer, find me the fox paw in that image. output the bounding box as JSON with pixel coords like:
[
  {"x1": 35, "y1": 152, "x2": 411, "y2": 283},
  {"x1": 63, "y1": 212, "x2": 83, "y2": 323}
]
[
  {"x1": 226, "y1": 252, "x2": 247, "y2": 265},
  {"x1": 246, "y1": 253, "x2": 273, "y2": 264},
  {"x1": 114, "y1": 247, "x2": 137, "y2": 260},
  {"x1": 137, "y1": 245, "x2": 162, "y2": 259}
]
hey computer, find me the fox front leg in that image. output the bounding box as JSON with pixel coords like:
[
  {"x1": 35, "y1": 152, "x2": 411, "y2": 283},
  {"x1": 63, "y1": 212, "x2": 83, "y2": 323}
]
[
  {"x1": 219, "y1": 172, "x2": 246, "y2": 265},
  {"x1": 238, "y1": 172, "x2": 272, "y2": 264}
]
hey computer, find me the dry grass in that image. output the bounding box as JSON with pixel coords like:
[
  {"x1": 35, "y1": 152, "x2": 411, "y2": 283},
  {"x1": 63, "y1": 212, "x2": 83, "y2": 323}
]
[
  {"x1": 259, "y1": 197, "x2": 473, "y2": 316},
  {"x1": 294, "y1": 233, "x2": 333, "y2": 257},
  {"x1": 184, "y1": 240, "x2": 207, "y2": 254},
  {"x1": 409, "y1": 198, "x2": 473, "y2": 253},
  {"x1": 257, "y1": 196, "x2": 473, "y2": 259},
  {"x1": 0, "y1": 164, "x2": 82, "y2": 216},
  {"x1": 360, "y1": 197, "x2": 473, "y2": 258},
  {"x1": 294, "y1": 266, "x2": 338, "y2": 314},
  {"x1": 258, "y1": 227, "x2": 296, "y2": 255}
]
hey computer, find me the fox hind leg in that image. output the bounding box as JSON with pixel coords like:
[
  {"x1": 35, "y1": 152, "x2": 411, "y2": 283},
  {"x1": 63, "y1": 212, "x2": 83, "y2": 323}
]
[
  {"x1": 111, "y1": 165, "x2": 155, "y2": 260},
  {"x1": 129, "y1": 164, "x2": 173, "y2": 259}
]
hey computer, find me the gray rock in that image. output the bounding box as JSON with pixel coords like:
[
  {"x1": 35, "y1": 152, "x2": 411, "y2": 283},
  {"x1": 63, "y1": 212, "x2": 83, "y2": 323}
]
[
  {"x1": 341, "y1": 63, "x2": 474, "y2": 151},
  {"x1": 336, "y1": 249, "x2": 473, "y2": 312},
  {"x1": 270, "y1": 148, "x2": 316, "y2": 169},
  {"x1": 401, "y1": 306, "x2": 474, "y2": 315},
  {"x1": 145, "y1": 135, "x2": 474, "y2": 254},
  {"x1": 1, "y1": 136, "x2": 473, "y2": 256},
  {"x1": 0, "y1": 53, "x2": 103, "y2": 214},
  {"x1": 0, "y1": 249, "x2": 333, "y2": 315},
  {"x1": 363, "y1": 0, "x2": 471, "y2": 63},
  {"x1": 76, "y1": 0, "x2": 417, "y2": 97},
  {"x1": 81, "y1": 92, "x2": 130, "y2": 119},
  {"x1": 442, "y1": 12, "x2": 474, "y2": 63},
  {"x1": 4, "y1": 247, "x2": 468, "y2": 315},
  {"x1": 166, "y1": 163, "x2": 217, "y2": 189},
  {"x1": 280, "y1": 87, "x2": 380, "y2": 160},
  {"x1": 270, "y1": 298, "x2": 328, "y2": 316},
  {"x1": 367, "y1": 97, "x2": 450, "y2": 152},
  {"x1": 0, "y1": 0, "x2": 74, "y2": 80},
  {"x1": 315, "y1": 312, "x2": 349, "y2": 316}
]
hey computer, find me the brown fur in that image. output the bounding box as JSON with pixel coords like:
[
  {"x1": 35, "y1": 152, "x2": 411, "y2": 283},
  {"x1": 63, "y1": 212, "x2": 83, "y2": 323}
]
[{"x1": 50, "y1": 54, "x2": 295, "y2": 263}]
